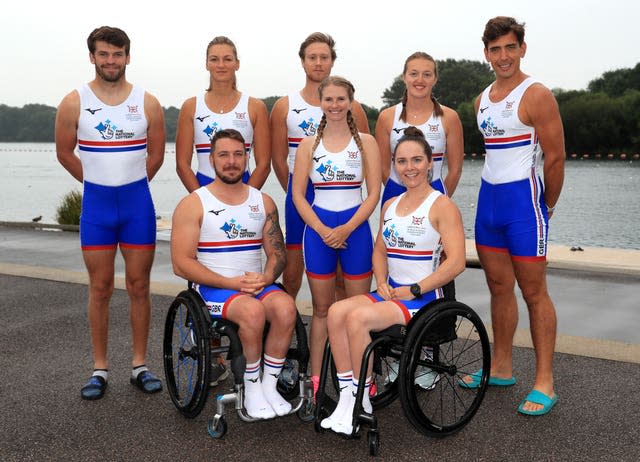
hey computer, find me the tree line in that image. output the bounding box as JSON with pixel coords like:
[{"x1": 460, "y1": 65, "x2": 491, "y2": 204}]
[{"x1": 1, "y1": 61, "x2": 638, "y2": 155}]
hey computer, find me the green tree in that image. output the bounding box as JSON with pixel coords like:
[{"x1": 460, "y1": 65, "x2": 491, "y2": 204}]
[
  {"x1": 435, "y1": 59, "x2": 494, "y2": 108},
  {"x1": 588, "y1": 63, "x2": 640, "y2": 97},
  {"x1": 381, "y1": 75, "x2": 404, "y2": 108},
  {"x1": 361, "y1": 103, "x2": 379, "y2": 134},
  {"x1": 262, "y1": 96, "x2": 280, "y2": 114}
]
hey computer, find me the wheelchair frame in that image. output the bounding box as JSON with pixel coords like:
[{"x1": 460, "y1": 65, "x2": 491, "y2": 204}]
[
  {"x1": 314, "y1": 282, "x2": 491, "y2": 455},
  {"x1": 163, "y1": 287, "x2": 314, "y2": 438}
]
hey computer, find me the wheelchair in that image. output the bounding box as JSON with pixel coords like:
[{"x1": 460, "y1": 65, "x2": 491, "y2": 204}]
[
  {"x1": 162, "y1": 285, "x2": 314, "y2": 438},
  {"x1": 314, "y1": 282, "x2": 491, "y2": 456}
]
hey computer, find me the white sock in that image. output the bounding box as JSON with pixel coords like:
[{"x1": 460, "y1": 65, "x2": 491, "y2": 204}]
[
  {"x1": 321, "y1": 371, "x2": 354, "y2": 430},
  {"x1": 332, "y1": 376, "x2": 372, "y2": 434},
  {"x1": 243, "y1": 360, "x2": 275, "y2": 419},
  {"x1": 261, "y1": 354, "x2": 292, "y2": 416}
]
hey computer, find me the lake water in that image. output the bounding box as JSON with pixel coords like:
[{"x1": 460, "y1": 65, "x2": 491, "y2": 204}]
[{"x1": 1, "y1": 142, "x2": 639, "y2": 250}]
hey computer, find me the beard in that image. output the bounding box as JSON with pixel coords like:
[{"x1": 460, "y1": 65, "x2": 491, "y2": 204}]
[
  {"x1": 214, "y1": 167, "x2": 243, "y2": 184},
  {"x1": 95, "y1": 64, "x2": 126, "y2": 83}
]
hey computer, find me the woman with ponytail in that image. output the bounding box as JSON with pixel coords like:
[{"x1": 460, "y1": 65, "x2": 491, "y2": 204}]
[
  {"x1": 291, "y1": 76, "x2": 381, "y2": 398},
  {"x1": 375, "y1": 52, "x2": 463, "y2": 204},
  {"x1": 176, "y1": 36, "x2": 271, "y2": 192}
]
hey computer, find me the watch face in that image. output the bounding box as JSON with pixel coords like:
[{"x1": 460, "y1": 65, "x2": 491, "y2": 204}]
[{"x1": 411, "y1": 284, "x2": 421, "y2": 297}]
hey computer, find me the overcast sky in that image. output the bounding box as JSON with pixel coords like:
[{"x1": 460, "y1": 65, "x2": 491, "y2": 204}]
[{"x1": 2, "y1": 0, "x2": 639, "y2": 110}]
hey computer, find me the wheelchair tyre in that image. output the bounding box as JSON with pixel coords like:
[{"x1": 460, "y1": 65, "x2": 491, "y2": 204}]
[
  {"x1": 399, "y1": 301, "x2": 490, "y2": 437},
  {"x1": 163, "y1": 291, "x2": 211, "y2": 418},
  {"x1": 207, "y1": 416, "x2": 228, "y2": 439}
]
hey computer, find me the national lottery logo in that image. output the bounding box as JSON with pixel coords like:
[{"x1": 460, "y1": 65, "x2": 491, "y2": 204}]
[
  {"x1": 383, "y1": 224, "x2": 398, "y2": 247},
  {"x1": 94, "y1": 120, "x2": 115, "y2": 139},
  {"x1": 298, "y1": 118, "x2": 318, "y2": 136},
  {"x1": 479, "y1": 117, "x2": 505, "y2": 137},
  {"x1": 203, "y1": 122, "x2": 220, "y2": 140},
  {"x1": 220, "y1": 218, "x2": 257, "y2": 239},
  {"x1": 94, "y1": 119, "x2": 134, "y2": 140},
  {"x1": 220, "y1": 219, "x2": 242, "y2": 239},
  {"x1": 315, "y1": 160, "x2": 335, "y2": 181}
]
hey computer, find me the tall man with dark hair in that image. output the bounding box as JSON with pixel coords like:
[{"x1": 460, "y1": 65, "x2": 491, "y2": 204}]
[
  {"x1": 461, "y1": 16, "x2": 565, "y2": 416},
  {"x1": 56, "y1": 26, "x2": 166, "y2": 400}
]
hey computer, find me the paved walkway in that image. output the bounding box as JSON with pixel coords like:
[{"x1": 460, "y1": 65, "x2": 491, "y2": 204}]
[{"x1": 1, "y1": 225, "x2": 640, "y2": 461}]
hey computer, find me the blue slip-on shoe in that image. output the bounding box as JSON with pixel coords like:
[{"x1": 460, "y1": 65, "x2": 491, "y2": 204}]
[
  {"x1": 130, "y1": 370, "x2": 163, "y2": 394},
  {"x1": 518, "y1": 389, "x2": 558, "y2": 416},
  {"x1": 81, "y1": 375, "x2": 107, "y2": 400},
  {"x1": 458, "y1": 369, "x2": 517, "y2": 389}
]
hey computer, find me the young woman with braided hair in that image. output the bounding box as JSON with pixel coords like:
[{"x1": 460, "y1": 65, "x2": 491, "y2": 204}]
[
  {"x1": 292, "y1": 76, "x2": 381, "y2": 398},
  {"x1": 375, "y1": 52, "x2": 464, "y2": 204}
]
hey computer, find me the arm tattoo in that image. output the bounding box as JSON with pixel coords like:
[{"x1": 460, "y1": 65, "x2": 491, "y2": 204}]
[{"x1": 265, "y1": 207, "x2": 286, "y2": 279}]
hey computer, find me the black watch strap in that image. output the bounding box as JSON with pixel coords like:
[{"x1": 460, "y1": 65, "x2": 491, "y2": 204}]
[{"x1": 410, "y1": 283, "x2": 422, "y2": 298}]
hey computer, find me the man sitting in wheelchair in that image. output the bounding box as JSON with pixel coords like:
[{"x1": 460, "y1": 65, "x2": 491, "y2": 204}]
[
  {"x1": 322, "y1": 127, "x2": 466, "y2": 434},
  {"x1": 171, "y1": 129, "x2": 297, "y2": 419}
]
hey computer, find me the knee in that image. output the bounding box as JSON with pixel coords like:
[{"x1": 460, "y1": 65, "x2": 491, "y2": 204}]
[
  {"x1": 345, "y1": 309, "x2": 367, "y2": 338},
  {"x1": 90, "y1": 279, "x2": 114, "y2": 302},
  {"x1": 237, "y1": 300, "x2": 266, "y2": 333},
  {"x1": 126, "y1": 275, "x2": 150, "y2": 299},
  {"x1": 271, "y1": 295, "x2": 297, "y2": 331},
  {"x1": 520, "y1": 286, "x2": 549, "y2": 310}
]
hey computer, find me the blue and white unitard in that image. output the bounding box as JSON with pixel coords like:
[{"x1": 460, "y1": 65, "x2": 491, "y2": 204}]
[
  {"x1": 368, "y1": 190, "x2": 444, "y2": 321},
  {"x1": 303, "y1": 137, "x2": 373, "y2": 279},
  {"x1": 475, "y1": 77, "x2": 549, "y2": 261},
  {"x1": 193, "y1": 93, "x2": 253, "y2": 185},
  {"x1": 382, "y1": 104, "x2": 448, "y2": 204},
  {"x1": 77, "y1": 84, "x2": 155, "y2": 250},
  {"x1": 193, "y1": 186, "x2": 281, "y2": 318}
]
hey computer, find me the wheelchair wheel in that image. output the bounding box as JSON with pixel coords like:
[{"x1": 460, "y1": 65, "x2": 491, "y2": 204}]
[
  {"x1": 399, "y1": 300, "x2": 490, "y2": 437},
  {"x1": 163, "y1": 290, "x2": 211, "y2": 418}
]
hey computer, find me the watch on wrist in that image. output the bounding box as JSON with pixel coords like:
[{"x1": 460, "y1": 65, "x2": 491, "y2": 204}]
[{"x1": 410, "y1": 283, "x2": 422, "y2": 299}]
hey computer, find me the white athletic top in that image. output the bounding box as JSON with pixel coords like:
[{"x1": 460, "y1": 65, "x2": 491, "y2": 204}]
[
  {"x1": 195, "y1": 186, "x2": 265, "y2": 277},
  {"x1": 77, "y1": 84, "x2": 148, "y2": 186},
  {"x1": 309, "y1": 137, "x2": 364, "y2": 211},
  {"x1": 382, "y1": 190, "x2": 443, "y2": 285},
  {"x1": 389, "y1": 104, "x2": 447, "y2": 186},
  {"x1": 286, "y1": 92, "x2": 323, "y2": 172},
  {"x1": 477, "y1": 77, "x2": 541, "y2": 184},
  {"x1": 193, "y1": 93, "x2": 253, "y2": 179}
]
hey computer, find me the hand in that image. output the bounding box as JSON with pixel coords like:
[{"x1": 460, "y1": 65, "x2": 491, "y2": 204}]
[
  {"x1": 376, "y1": 282, "x2": 394, "y2": 301},
  {"x1": 231, "y1": 272, "x2": 267, "y2": 296},
  {"x1": 391, "y1": 285, "x2": 414, "y2": 301},
  {"x1": 321, "y1": 224, "x2": 352, "y2": 249}
]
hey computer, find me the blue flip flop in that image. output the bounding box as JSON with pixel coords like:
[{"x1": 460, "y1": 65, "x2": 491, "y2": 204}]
[
  {"x1": 458, "y1": 369, "x2": 517, "y2": 389},
  {"x1": 518, "y1": 390, "x2": 558, "y2": 416}
]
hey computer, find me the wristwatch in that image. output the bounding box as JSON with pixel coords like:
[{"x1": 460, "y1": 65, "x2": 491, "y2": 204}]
[{"x1": 410, "y1": 283, "x2": 422, "y2": 299}]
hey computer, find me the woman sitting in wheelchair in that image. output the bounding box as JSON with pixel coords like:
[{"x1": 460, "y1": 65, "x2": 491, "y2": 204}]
[{"x1": 322, "y1": 126, "x2": 466, "y2": 434}]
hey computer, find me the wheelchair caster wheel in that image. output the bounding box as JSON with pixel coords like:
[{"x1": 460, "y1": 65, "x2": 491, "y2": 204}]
[
  {"x1": 297, "y1": 400, "x2": 315, "y2": 422},
  {"x1": 368, "y1": 430, "x2": 379, "y2": 456},
  {"x1": 207, "y1": 416, "x2": 228, "y2": 439}
]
